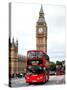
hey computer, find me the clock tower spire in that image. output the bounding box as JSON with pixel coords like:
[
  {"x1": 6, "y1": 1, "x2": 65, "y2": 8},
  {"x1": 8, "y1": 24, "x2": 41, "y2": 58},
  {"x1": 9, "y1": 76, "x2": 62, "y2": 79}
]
[{"x1": 36, "y1": 5, "x2": 47, "y2": 53}]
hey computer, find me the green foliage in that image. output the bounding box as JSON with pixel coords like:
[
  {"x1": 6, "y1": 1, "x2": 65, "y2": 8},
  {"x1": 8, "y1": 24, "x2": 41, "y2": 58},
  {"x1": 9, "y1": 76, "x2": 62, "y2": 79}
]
[
  {"x1": 49, "y1": 61, "x2": 56, "y2": 71},
  {"x1": 56, "y1": 61, "x2": 62, "y2": 65}
]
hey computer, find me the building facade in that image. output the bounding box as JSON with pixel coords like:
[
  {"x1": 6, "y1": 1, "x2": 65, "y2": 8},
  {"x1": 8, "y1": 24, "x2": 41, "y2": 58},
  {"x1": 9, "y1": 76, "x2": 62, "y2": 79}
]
[
  {"x1": 9, "y1": 38, "x2": 18, "y2": 77},
  {"x1": 36, "y1": 5, "x2": 47, "y2": 53},
  {"x1": 9, "y1": 38, "x2": 26, "y2": 77}
]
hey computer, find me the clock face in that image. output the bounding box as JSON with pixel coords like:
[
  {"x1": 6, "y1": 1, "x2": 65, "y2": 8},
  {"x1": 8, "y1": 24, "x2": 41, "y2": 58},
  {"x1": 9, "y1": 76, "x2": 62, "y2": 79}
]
[{"x1": 38, "y1": 28, "x2": 43, "y2": 33}]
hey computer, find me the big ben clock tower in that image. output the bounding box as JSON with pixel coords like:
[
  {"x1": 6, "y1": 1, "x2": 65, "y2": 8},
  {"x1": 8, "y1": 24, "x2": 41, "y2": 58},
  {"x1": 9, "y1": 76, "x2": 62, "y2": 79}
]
[{"x1": 36, "y1": 5, "x2": 47, "y2": 53}]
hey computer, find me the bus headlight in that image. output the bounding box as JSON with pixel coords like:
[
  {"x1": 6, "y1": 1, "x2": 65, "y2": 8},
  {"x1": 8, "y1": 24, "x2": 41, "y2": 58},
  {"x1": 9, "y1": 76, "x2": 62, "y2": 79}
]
[
  {"x1": 27, "y1": 77, "x2": 29, "y2": 79},
  {"x1": 37, "y1": 76, "x2": 43, "y2": 80},
  {"x1": 40, "y1": 76, "x2": 43, "y2": 79}
]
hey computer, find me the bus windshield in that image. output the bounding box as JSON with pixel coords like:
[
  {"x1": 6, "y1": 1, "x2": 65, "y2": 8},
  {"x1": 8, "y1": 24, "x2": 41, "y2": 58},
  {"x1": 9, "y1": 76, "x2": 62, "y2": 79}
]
[
  {"x1": 27, "y1": 51, "x2": 43, "y2": 59},
  {"x1": 27, "y1": 66, "x2": 43, "y2": 74}
]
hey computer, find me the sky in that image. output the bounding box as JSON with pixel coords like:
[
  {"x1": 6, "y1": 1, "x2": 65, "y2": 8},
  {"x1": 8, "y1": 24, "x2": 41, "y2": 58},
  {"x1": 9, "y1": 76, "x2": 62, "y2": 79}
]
[{"x1": 11, "y1": 2, "x2": 65, "y2": 62}]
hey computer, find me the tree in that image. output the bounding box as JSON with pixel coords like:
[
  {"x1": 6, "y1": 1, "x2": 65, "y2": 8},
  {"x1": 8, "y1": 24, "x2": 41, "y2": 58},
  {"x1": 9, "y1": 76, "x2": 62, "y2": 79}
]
[
  {"x1": 56, "y1": 61, "x2": 62, "y2": 65},
  {"x1": 49, "y1": 61, "x2": 56, "y2": 71}
]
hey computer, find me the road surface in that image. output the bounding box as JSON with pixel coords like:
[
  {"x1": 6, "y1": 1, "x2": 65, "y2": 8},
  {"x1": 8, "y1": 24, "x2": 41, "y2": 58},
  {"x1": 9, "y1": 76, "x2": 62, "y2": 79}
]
[{"x1": 11, "y1": 75, "x2": 65, "y2": 87}]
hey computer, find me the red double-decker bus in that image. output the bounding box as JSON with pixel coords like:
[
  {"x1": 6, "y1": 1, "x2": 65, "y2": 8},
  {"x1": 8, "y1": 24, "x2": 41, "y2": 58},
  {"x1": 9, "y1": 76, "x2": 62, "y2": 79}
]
[{"x1": 25, "y1": 50, "x2": 49, "y2": 84}]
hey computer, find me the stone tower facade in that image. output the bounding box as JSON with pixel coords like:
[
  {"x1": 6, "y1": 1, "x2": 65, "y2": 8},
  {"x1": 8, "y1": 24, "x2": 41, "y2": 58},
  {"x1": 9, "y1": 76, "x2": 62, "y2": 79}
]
[
  {"x1": 9, "y1": 38, "x2": 26, "y2": 77},
  {"x1": 9, "y1": 38, "x2": 18, "y2": 76},
  {"x1": 36, "y1": 5, "x2": 47, "y2": 53}
]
